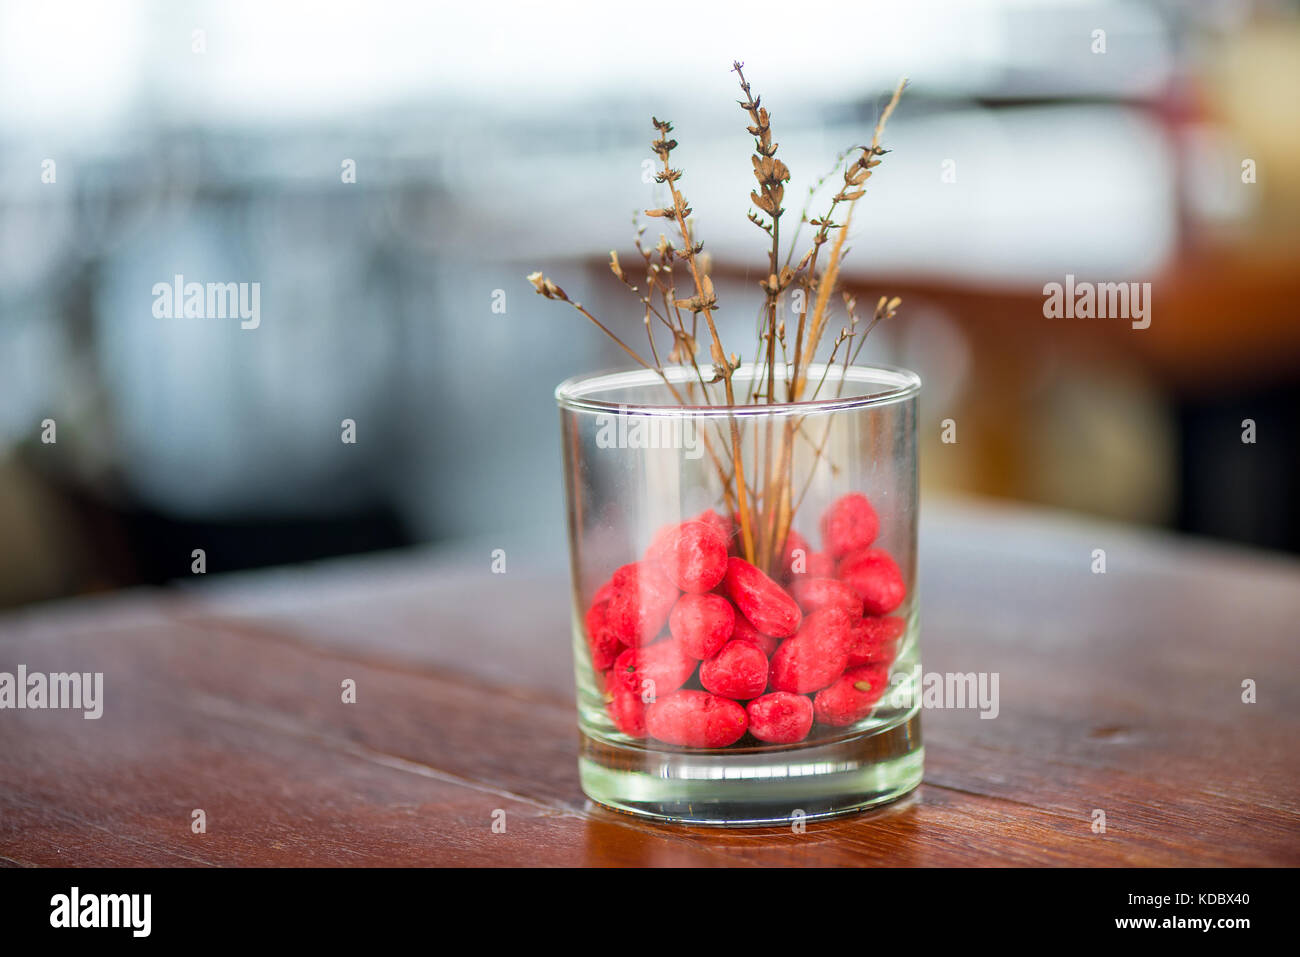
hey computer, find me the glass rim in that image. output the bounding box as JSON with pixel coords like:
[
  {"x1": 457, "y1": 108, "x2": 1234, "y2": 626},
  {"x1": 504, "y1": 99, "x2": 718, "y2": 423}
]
[{"x1": 555, "y1": 362, "x2": 922, "y2": 418}]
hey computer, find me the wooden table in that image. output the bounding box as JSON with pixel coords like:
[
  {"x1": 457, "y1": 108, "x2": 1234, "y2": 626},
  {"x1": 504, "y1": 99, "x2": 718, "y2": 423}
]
[{"x1": 1, "y1": 499, "x2": 1296, "y2": 866}]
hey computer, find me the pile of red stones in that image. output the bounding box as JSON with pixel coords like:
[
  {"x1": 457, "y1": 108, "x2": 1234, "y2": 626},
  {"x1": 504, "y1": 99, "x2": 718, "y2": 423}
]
[{"x1": 583, "y1": 493, "x2": 907, "y2": 748}]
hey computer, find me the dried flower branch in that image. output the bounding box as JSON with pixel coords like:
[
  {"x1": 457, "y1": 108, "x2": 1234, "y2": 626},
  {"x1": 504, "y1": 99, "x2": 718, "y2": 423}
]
[
  {"x1": 526, "y1": 271, "x2": 653, "y2": 372},
  {"x1": 529, "y1": 64, "x2": 907, "y2": 573}
]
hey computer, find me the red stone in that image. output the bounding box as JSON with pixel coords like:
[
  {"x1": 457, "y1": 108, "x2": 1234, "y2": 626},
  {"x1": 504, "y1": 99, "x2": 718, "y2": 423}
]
[
  {"x1": 845, "y1": 615, "x2": 905, "y2": 667},
  {"x1": 813, "y1": 663, "x2": 891, "y2": 726},
  {"x1": 583, "y1": 599, "x2": 625, "y2": 671},
  {"x1": 731, "y1": 613, "x2": 779, "y2": 657},
  {"x1": 669, "y1": 592, "x2": 736, "y2": 660},
  {"x1": 606, "y1": 561, "x2": 680, "y2": 646},
  {"x1": 837, "y1": 548, "x2": 906, "y2": 615},
  {"x1": 746, "y1": 692, "x2": 815, "y2": 744},
  {"x1": 606, "y1": 682, "x2": 647, "y2": 737},
  {"x1": 645, "y1": 690, "x2": 748, "y2": 748},
  {"x1": 790, "y1": 577, "x2": 864, "y2": 616},
  {"x1": 652, "y1": 520, "x2": 729, "y2": 593},
  {"x1": 699, "y1": 639, "x2": 769, "y2": 700},
  {"x1": 609, "y1": 640, "x2": 697, "y2": 703},
  {"x1": 724, "y1": 557, "x2": 802, "y2": 638},
  {"x1": 767, "y1": 606, "x2": 852, "y2": 694},
  {"x1": 820, "y1": 492, "x2": 880, "y2": 558}
]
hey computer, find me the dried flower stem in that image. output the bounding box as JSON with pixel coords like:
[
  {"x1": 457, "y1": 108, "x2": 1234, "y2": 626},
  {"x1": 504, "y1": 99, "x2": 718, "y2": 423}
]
[
  {"x1": 794, "y1": 77, "x2": 906, "y2": 400},
  {"x1": 763, "y1": 77, "x2": 906, "y2": 566},
  {"x1": 647, "y1": 117, "x2": 757, "y2": 560},
  {"x1": 733, "y1": 61, "x2": 796, "y2": 566}
]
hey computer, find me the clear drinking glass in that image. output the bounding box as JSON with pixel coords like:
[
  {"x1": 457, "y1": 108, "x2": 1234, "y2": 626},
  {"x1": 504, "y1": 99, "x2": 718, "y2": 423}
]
[{"x1": 556, "y1": 362, "x2": 922, "y2": 825}]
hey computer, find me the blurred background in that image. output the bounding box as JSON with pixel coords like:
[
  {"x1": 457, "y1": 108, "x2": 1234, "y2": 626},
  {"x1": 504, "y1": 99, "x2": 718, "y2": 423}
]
[{"x1": 2, "y1": 0, "x2": 1298, "y2": 607}]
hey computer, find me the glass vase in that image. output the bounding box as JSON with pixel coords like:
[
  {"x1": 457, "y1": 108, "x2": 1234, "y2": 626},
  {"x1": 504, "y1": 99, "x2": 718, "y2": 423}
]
[{"x1": 556, "y1": 362, "x2": 922, "y2": 825}]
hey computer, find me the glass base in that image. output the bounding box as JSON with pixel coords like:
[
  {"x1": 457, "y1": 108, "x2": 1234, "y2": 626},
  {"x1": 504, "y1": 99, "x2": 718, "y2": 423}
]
[{"x1": 579, "y1": 711, "x2": 923, "y2": 826}]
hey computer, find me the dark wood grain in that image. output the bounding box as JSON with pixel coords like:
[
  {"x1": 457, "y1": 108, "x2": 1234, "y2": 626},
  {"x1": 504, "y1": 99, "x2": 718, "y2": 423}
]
[{"x1": 1, "y1": 500, "x2": 1297, "y2": 866}]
